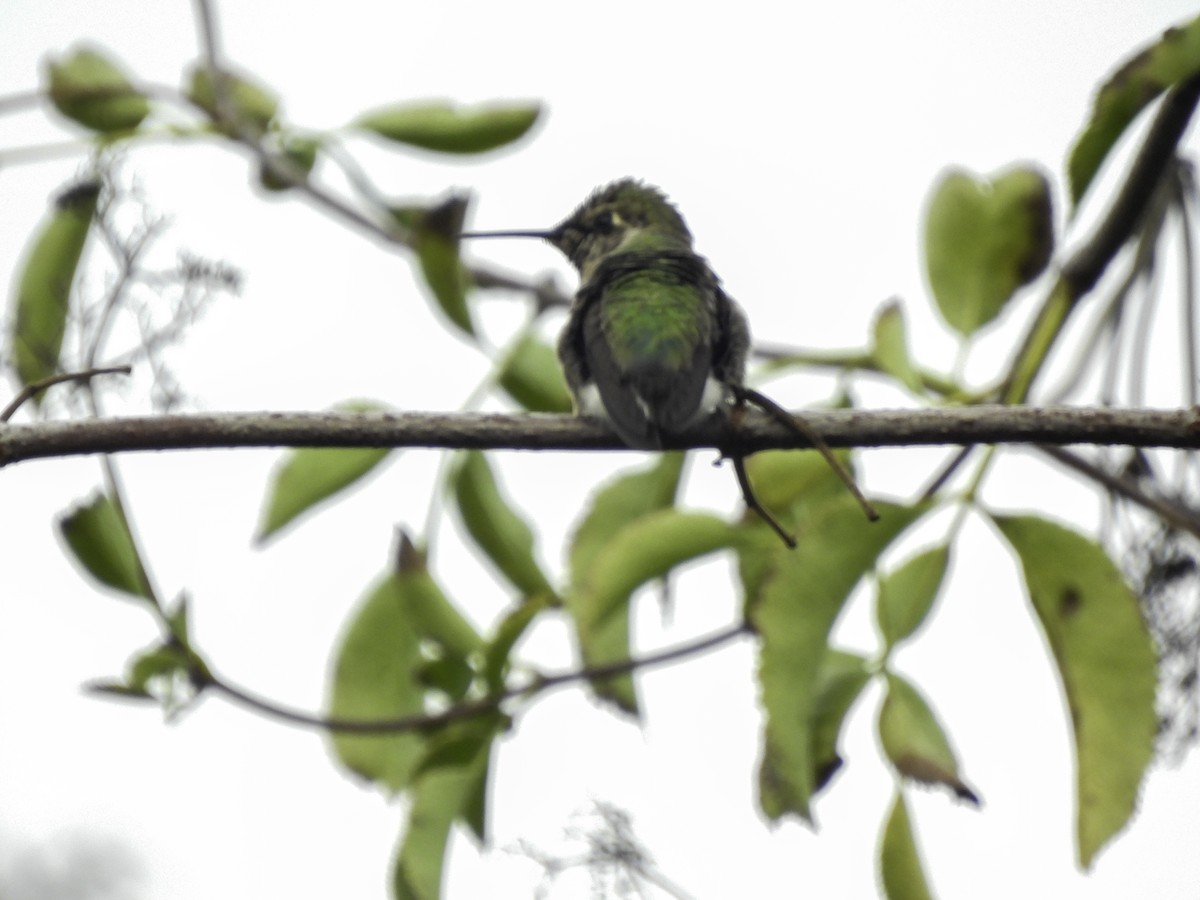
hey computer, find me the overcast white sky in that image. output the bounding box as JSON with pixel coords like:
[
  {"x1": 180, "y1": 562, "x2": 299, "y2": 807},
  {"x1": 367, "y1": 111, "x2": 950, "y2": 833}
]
[{"x1": 4, "y1": 2, "x2": 1200, "y2": 898}]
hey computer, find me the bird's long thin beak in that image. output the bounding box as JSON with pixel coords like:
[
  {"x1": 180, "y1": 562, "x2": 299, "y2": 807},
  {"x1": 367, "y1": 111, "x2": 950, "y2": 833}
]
[{"x1": 459, "y1": 229, "x2": 556, "y2": 240}]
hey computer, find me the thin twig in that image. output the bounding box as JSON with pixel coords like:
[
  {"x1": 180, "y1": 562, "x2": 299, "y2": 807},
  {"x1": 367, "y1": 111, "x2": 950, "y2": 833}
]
[
  {"x1": 0, "y1": 365, "x2": 132, "y2": 422},
  {"x1": 198, "y1": 620, "x2": 752, "y2": 734},
  {"x1": 1037, "y1": 444, "x2": 1200, "y2": 541}
]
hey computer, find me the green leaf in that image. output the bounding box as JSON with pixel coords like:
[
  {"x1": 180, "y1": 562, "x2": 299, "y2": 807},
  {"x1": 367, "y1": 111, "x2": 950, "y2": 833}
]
[
  {"x1": 498, "y1": 333, "x2": 573, "y2": 413},
  {"x1": 393, "y1": 716, "x2": 501, "y2": 900},
  {"x1": 326, "y1": 571, "x2": 427, "y2": 793},
  {"x1": 809, "y1": 648, "x2": 873, "y2": 795},
  {"x1": 395, "y1": 533, "x2": 484, "y2": 662},
  {"x1": 482, "y1": 592, "x2": 556, "y2": 693},
  {"x1": 563, "y1": 455, "x2": 685, "y2": 712},
  {"x1": 879, "y1": 791, "x2": 934, "y2": 900},
  {"x1": 452, "y1": 450, "x2": 555, "y2": 598},
  {"x1": 876, "y1": 545, "x2": 951, "y2": 651},
  {"x1": 410, "y1": 196, "x2": 473, "y2": 335},
  {"x1": 259, "y1": 133, "x2": 321, "y2": 192},
  {"x1": 9, "y1": 181, "x2": 101, "y2": 395},
  {"x1": 993, "y1": 514, "x2": 1157, "y2": 867},
  {"x1": 878, "y1": 672, "x2": 979, "y2": 804},
  {"x1": 58, "y1": 493, "x2": 151, "y2": 602},
  {"x1": 255, "y1": 401, "x2": 393, "y2": 542},
  {"x1": 741, "y1": 446, "x2": 856, "y2": 523},
  {"x1": 186, "y1": 65, "x2": 279, "y2": 134},
  {"x1": 45, "y1": 44, "x2": 150, "y2": 133},
  {"x1": 923, "y1": 165, "x2": 1054, "y2": 336},
  {"x1": 355, "y1": 101, "x2": 541, "y2": 155},
  {"x1": 753, "y1": 499, "x2": 924, "y2": 823},
  {"x1": 1069, "y1": 15, "x2": 1200, "y2": 207},
  {"x1": 872, "y1": 300, "x2": 924, "y2": 394}
]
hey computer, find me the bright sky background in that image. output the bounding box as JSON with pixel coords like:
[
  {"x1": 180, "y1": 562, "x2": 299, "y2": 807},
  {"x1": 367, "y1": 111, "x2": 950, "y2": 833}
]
[{"x1": 4, "y1": 2, "x2": 1200, "y2": 898}]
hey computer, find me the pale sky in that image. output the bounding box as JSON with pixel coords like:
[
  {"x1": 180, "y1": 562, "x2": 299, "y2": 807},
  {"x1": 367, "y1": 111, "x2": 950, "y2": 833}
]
[{"x1": 3, "y1": 2, "x2": 1200, "y2": 898}]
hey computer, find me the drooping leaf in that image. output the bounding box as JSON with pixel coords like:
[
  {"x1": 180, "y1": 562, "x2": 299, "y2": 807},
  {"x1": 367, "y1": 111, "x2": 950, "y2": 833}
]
[
  {"x1": 326, "y1": 571, "x2": 427, "y2": 793},
  {"x1": 355, "y1": 101, "x2": 541, "y2": 155},
  {"x1": 45, "y1": 44, "x2": 150, "y2": 133},
  {"x1": 498, "y1": 332, "x2": 573, "y2": 413},
  {"x1": 1069, "y1": 14, "x2": 1200, "y2": 208},
  {"x1": 452, "y1": 450, "x2": 555, "y2": 598},
  {"x1": 872, "y1": 300, "x2": 924, "y2": 394},
  {"x1": 255, "y1": 401, "x2": 394, "y2": 542},
  {"x1": 809, "y1": 648, "x2": 873, "y2": 795},
  {"x1": 186, "y1": 65, "x2": 279, "y2": 134},
  {"x1": 9, "y1": 181, "x2": 101, "y2": 394},
  {"x1": 993, "y1": 514, "x2": 1157, "y2": 867},
  {"x1": 876, "y1": 545, "x2": 951, "y2": 651},
  {"x1": 409, "y1": 196, "x2": 474, "y2": 335},
  {"x1": 58, "y1": 493, "x2": 151, "y2": 602},
  {"x1": 393, "y1": 716, "x2": 502, "y2": 900},
  {"x1": 754, "y1": 499, "x2": 924, "y2": 823},
  {"x1": 879, "y1": 791, "x2": 935, "y2": 900},
  {"x1": 878, "y1": 672, "x2": 979, "y2": 804},
  {"x1": 924, "y1": 165, "x2": 1054, "y2": 336},
  {"x1": 563, "y1": 455, "x2": 686, "y2": 712}
]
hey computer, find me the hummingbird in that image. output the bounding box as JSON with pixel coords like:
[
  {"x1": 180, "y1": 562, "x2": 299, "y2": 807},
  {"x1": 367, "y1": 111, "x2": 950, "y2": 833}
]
[{"x1": 463, "y1": 179, "x2": 750, "y2": 450}]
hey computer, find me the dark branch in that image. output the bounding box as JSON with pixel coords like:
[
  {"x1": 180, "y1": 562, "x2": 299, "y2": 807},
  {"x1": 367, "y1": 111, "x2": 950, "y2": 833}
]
[
  {"x1": 4, "y1": 406, "x2": 1200, "y2": 467},
  {"x1": 201, "y1": 620, "x2": 751, "y2": 734}
]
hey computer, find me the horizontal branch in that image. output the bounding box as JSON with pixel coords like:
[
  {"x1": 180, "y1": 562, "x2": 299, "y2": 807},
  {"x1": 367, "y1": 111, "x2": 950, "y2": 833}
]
[{"x1": 3, "y1": 406, "x2": 1200, "y2": 467}]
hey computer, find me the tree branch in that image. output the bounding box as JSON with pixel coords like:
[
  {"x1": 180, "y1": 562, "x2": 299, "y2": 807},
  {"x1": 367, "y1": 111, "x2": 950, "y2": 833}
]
[
  {"x1": 3, "y1": 406, "x2": 1200, "y2": 467},
  {"x1": 199, "y1": 620, "x2": 752, "y2": 734}
]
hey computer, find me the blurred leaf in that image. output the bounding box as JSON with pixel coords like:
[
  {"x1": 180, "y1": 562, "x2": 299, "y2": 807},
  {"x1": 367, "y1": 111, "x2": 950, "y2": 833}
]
[
  {"x1": 187, "y1": 65, "x2": 279, "y2": 133},
  {"x1": 498, "y1": 332, "x2": 573, "y2": 412},
  {"x1": 876, "y1": 545, "x2": 951, "y2": 651},
  {"x1": 9, "y1": 181, "x2": 101, "y2": 394},
  {"x1": 326, "y1": 570, "x2": 426, "y2": 793},
  {"x1": 128, "y1": 643, "x2": 191, "y2": 692},
  {"x1": 393, "y1": 716, "x2": 501, "y2": 900},
  {"x1": 411, "y1": 196, "x2": 473, "y2": 335},
  {"x1": 993, "y1": 514, "x2": 1157, "y2": 867},
  {"x1": 564, "y1": 455, "x2": 685, "y2": 712},
  {"x1": 452, "y1": 450, "x2": 555, "y2": 598},
  {"x1": 879, "y1": 673, "x2": 979, "y2": 804},
  {"x1": 924, "y1": 165, "x2": 1054, "y2": 336},
  {"x1": 879, "y1": 791, "x2": 934, "y2": 900},
  {"x1": 255, "y1": 401, "x2": 393, "y2": 542},
  {"x1": 45, "y1": 44, "x2": 149, "y2": 133},
  {"x1": 355, "y1": 101, "x2": 541, "y2": 154},
  {"x1": 482, "y1": 592, "x2": 555, "y2": 692},
  {"x1": 742, "y1": 447, "x2": 855, "y2": 522},
  {"x1": 58, "y1": 492, "x2": 151, "y2": 602},
  {"x1": 872, "y1": 301, "x2": 923, "y2": 394},
  {"x1": 754, "y1": 499, "x2": 924, "y2": 823},
  {"x1": 259, "y1": 133, "x2": 321, "y2": 192},
  {"x1": 395, "y1": 533, "x2": 483, "y2": 662},
  {"x1": 810, "y1": 648, "x2": 873, "y2": 795},
  {"x1": 1069, "y1": 14, "x2": 1200, "y2": 207}
]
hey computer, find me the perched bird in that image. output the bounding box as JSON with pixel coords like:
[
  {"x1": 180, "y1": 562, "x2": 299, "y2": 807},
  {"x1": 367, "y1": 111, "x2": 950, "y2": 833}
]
[{"x1": 464, "y1": 179, "x2": 750, "y2": 449}]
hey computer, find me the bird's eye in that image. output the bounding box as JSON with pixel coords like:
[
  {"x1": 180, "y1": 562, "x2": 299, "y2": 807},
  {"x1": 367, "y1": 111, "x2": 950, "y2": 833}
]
[{"x1": 593, "y1": 211, "x2": 618, "y2": 233}]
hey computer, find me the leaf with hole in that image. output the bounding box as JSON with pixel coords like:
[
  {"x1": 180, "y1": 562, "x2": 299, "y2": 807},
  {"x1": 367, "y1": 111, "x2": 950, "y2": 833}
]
[{"x1": 993, "y1": 513, "x2": 1156, "y2": 867}]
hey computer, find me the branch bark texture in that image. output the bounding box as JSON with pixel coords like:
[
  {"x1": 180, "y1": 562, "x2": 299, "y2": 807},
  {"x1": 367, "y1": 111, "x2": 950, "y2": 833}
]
[{"x1": 3, "y1": 406, "x2": 1200, "y2": 467}]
